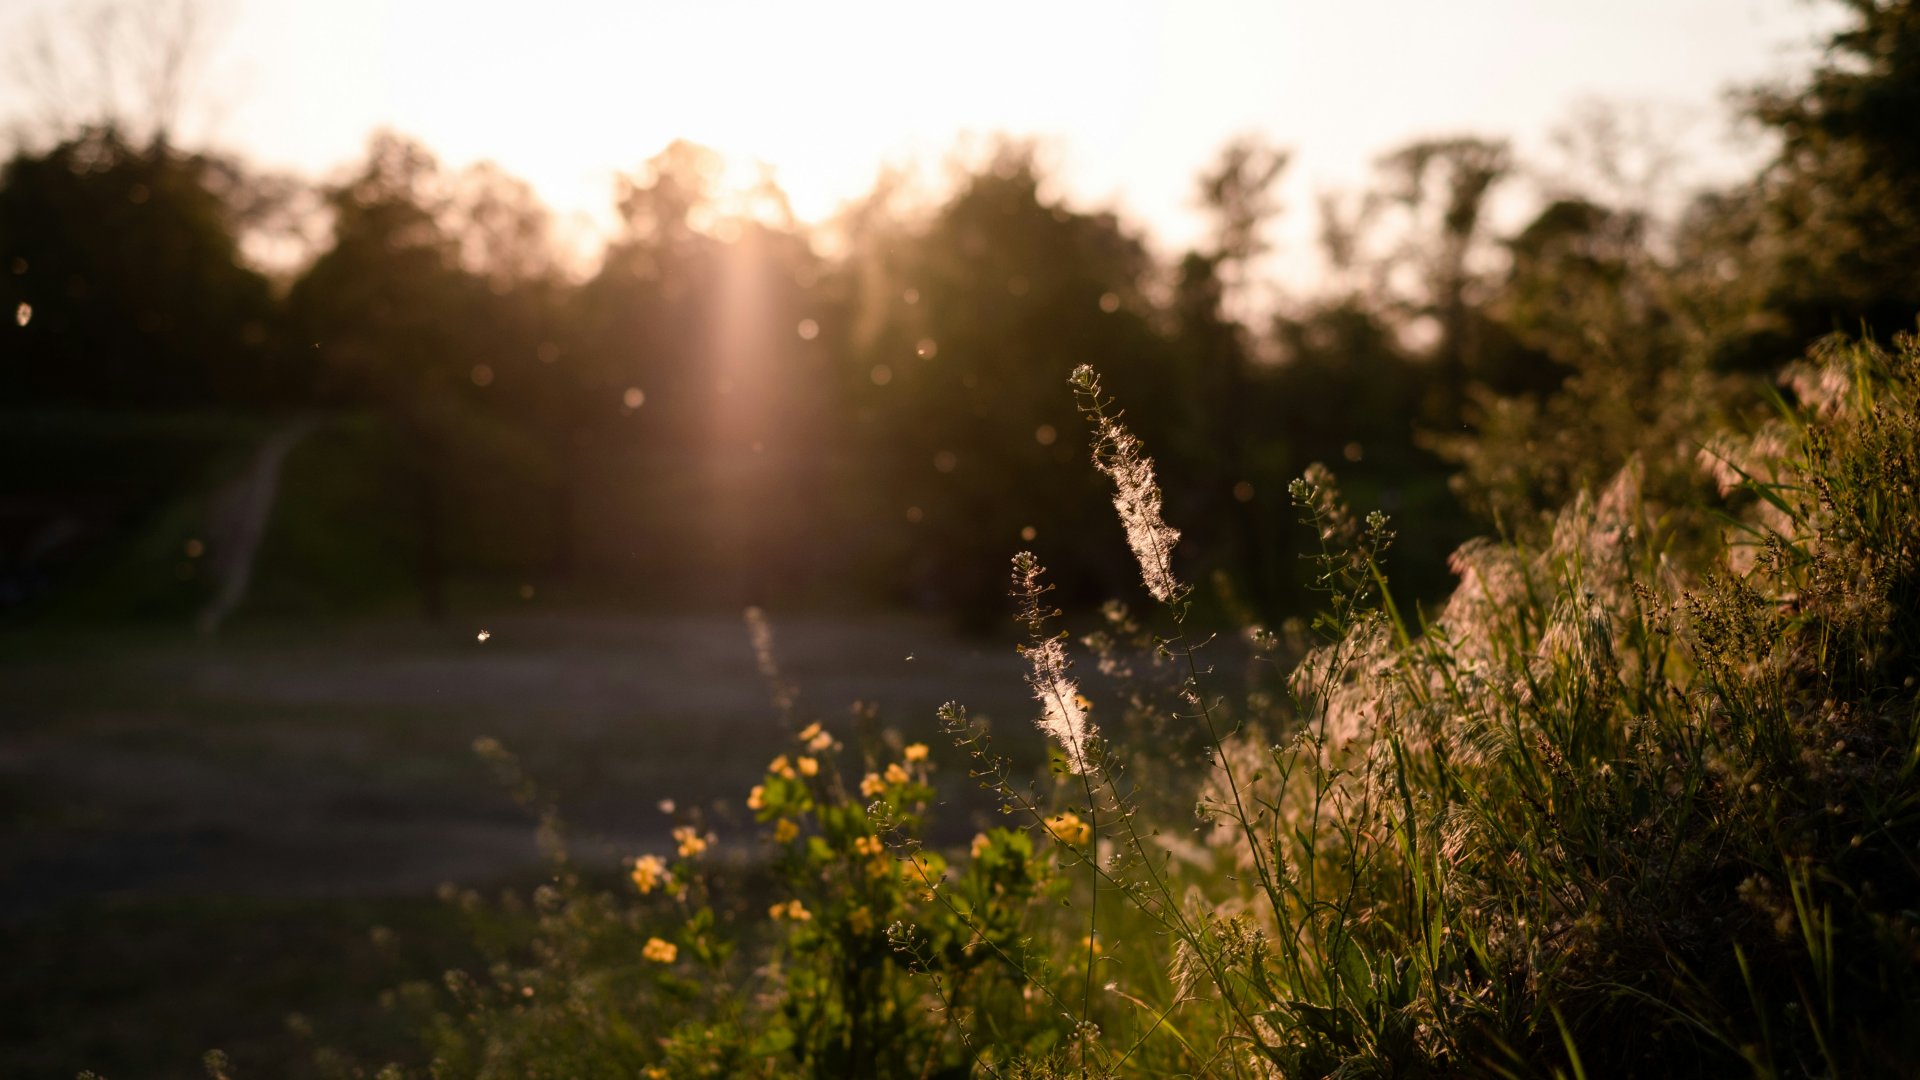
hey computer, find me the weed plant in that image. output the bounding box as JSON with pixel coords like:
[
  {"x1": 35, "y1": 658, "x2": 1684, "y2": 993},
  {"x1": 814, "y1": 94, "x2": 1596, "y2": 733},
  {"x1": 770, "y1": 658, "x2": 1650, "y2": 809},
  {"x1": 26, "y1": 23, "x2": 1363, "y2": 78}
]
[{"x1": 303, "y1": 330, "x2": 1918, "y2": 1079}]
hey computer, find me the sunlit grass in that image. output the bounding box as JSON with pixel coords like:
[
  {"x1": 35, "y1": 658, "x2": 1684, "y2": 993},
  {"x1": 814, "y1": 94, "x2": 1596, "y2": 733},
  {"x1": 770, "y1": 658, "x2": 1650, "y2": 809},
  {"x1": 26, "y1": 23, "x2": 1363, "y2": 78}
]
[{"x1": 323, "y1": 330, "x2": 1920, "y2": 1078}]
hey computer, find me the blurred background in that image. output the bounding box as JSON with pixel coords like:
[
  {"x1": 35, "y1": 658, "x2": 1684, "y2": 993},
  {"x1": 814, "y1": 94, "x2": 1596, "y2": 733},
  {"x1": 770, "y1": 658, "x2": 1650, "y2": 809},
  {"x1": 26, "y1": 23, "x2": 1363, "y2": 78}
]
[{"x1": 5, "y1": 0, "x2": 1916, "y2": 1075}]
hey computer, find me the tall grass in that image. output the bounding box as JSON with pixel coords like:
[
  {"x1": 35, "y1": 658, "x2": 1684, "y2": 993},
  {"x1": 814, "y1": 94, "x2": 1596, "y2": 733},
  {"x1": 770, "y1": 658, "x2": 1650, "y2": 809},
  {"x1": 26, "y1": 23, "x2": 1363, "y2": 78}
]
[{"x1": 329, "y1": 330, "x2": 1920, "y2": 1079}]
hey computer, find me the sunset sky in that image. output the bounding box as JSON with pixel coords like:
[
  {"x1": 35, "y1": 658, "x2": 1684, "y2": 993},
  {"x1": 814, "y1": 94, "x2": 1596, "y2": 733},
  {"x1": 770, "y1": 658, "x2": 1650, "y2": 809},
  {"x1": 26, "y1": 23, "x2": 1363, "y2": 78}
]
[{"x1": 1, "y1": 0, "x2": 1844, "y2": 269}]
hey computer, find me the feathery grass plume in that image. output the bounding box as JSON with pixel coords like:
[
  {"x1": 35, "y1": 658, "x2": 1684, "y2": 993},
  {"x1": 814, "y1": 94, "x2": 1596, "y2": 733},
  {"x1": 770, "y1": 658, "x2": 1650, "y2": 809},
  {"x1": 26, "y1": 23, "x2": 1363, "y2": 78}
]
[
  {"x1": 743, "y1": 605, "x2": 800, "y2": 724},
  {"x1": 1029, "y1": 637, "x2": 1093, "y2": 771},
  {"x1": 1012, "y1": 551, "x2": 1095, "y2": 771},
  {"x1": 1784, "y1": 333, "x2": 1868, "y2": 418},
  {"x1": 1070, "y1": 364, "x2": 1183, "y2": 603}
]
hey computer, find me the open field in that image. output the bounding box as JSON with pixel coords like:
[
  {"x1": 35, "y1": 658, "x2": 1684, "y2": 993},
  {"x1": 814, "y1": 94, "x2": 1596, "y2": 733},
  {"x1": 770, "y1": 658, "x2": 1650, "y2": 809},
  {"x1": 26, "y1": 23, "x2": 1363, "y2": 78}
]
[{"x1": 0, "y1": 609, "x2": 1036, "y2": 1078}]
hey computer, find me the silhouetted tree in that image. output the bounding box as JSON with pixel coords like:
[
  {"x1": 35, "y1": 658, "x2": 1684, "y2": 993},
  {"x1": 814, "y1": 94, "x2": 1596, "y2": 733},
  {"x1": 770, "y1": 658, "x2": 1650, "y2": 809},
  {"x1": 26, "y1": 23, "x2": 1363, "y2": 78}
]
[
  {"x1": 1184, "y1": 137, "x2": 1289, "y2": 608},
  {"x1": 564, "y1": 141, "x2": 841, "y2": 602},
  {"x1": 286, "y1": 133, "x2": 486, "y2": 618},
  {"x1": 841, "y1": 144, "x2": 1179, "y2": 624},
  {"x1": 1741, "y1": 0, "x2": 1920, "y2": 352},
  {"x1": 0, "y1": 128, "x2": 283, "y2": 408}
]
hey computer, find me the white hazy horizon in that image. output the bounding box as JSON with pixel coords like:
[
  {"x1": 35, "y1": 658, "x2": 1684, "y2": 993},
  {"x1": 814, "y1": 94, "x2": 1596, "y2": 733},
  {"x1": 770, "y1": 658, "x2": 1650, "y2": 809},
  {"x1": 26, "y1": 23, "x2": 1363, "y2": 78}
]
[{"x1": 0, "y1": 0, "x2": 1847, "y2": 282}]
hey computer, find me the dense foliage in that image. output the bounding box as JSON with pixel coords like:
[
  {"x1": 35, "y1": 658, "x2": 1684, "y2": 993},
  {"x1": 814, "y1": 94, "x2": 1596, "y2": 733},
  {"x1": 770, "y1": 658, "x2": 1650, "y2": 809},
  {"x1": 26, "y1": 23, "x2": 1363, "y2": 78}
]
[{"x1": 321, "y1": 331, "x2": 1919, "y2": 1078}]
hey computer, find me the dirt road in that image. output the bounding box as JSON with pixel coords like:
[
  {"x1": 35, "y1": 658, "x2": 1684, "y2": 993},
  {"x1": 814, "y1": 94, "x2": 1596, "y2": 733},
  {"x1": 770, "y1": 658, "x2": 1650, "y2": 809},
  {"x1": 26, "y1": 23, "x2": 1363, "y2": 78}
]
[{"x1": 1, "y1": 609, "x2": 1035, "y2": 914}]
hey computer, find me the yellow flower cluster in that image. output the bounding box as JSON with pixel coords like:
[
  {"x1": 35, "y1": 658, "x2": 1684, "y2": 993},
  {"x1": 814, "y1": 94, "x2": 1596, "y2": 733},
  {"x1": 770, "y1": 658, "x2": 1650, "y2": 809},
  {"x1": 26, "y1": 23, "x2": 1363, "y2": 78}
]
[
  {"x1": 642, "y1": 936, "x2": 678, "y2": 964},
  {"x1": 673, "y1": 826, "x2": 709, "y2": 858},
  {"x1": 768, "y1": 898, "x2": 812, "y2": 921},
  {"x1": 1045, "y1": 811, "x2": 1092, "y2": 847},
  {"x1": 773, "y1": 818, "x2": 799, "y2": 843},
  {"x1": 853, "y1": 835, "x2": 884, "y2": 857},
  {"x1": 747, "y1": 784, "x2": 765, "y2": 811},
  {"x1": 797, "y1": 721, "x2": 835, "y2": 752},
  {"x1": 903, "y1": 742, "x2": 930, "y2": 763},
  {"x1": 631, "y1": 853, "x2": 666, "y2": 894},
  {"x1": 859, "y1": 756, "x2": 921, "y2": 798},
  {"x1": 797, "y1": 755, "x2": 819, "y2": 777},
  {"x1": 768, "y1": 755, "x2": 797, "y2": 780}
]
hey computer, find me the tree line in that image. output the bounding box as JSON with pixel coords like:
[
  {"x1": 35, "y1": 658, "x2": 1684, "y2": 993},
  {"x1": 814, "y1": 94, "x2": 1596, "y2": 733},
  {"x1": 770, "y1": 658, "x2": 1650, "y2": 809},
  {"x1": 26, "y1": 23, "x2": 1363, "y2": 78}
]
[{"x1": 3, "y1": 0, "x2": 1916, "y2": 627}]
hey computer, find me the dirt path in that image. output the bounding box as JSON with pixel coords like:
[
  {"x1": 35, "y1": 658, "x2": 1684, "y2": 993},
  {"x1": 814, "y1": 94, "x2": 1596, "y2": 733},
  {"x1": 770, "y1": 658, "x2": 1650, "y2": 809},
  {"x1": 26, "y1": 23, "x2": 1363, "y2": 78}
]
[{"x1": 0, "y1": 610, "x2": 1034, "y2": 915}]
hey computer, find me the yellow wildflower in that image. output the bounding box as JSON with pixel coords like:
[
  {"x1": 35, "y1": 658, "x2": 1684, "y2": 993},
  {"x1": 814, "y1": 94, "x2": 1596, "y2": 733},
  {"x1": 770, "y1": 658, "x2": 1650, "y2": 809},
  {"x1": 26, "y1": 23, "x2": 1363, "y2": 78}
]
[
  {"x1": 903, "y1": 742, "x2": 930, "y2": 763},
  {"x1": 859, "y1": 772, "x2": 885, "y2": 798},
  {"x1": 1045, "y1": 811, "x2": 1092, "y2": 847},
  {"x1": 631, "y1": 854, "x2": 666, "y2": 894},
  {"x1": 768, "y1": 754, "x2": 796, "y2": 780},
  {"x1": 673, "y1": 826, "x2": 709, "y2": 858},
  {"x1": 773, "y1": 818, "x2": 799, "y2": 843},
  {"x1": 769, "y1": 899, "x2": 812, "y2": 921},
  {"x1": 797, "y1": 721, "x2": 823, "y2": 743},
  {"x1": 884, "y1": 762, "x2": 910, "y2": 785},
  {"x1": 746, "y1": 784, "x2": 765, "y2": 811},
  {"x1": 854, "y1": 835, "x2": 883, "y2": 857},
  {"x1": 797, "y1": 755, "x2": 819, "y2": 777},
  {"x1": 848, "y1": 905, "x2": 875, "y2": 935},
  {"x1": 642, "y1": 937, "x2": 678, "y2": 964},
  {"x1": 807, "y1": 729, "x2": 834, "y2": 752},
  {"x1": 970, "y1": 832, "x2": 991, "y2": 858},
  {"x1": 867, "y1": 857, "x2": 892, "y2": 880}
]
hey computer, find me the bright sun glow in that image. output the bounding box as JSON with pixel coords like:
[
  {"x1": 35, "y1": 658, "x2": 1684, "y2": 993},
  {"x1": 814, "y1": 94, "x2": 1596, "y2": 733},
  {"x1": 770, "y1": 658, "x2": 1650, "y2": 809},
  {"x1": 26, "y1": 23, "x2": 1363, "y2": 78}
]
[{"x1": 4, "y1": 0, "x2": 1843, "y2": 264}]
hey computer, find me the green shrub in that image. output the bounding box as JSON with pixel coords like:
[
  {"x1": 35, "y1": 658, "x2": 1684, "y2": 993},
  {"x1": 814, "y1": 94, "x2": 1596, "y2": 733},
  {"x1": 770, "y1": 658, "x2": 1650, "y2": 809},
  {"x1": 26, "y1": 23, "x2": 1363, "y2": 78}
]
[{"x1": 327, "y1": 330, "x2": 1918, "y2": 1079}]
